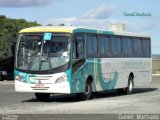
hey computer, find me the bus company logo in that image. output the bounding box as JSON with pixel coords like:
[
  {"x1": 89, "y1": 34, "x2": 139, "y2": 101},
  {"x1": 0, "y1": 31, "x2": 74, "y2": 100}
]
[{"x1": 103, "y1": 77, "x2": 110, "y2": 82}]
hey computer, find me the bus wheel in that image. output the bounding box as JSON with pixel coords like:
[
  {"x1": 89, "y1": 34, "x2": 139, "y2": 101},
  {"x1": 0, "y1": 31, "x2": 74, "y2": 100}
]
[
  {"x1": 117, "y1": 77, "x2": 134, "y2": 95},
  {"x1": 35, "y1": 93, "x2": 50, "y2": 101},
  {"x1": 124, "y1": 77, "x2": 134, "y2": 95},
  {"x1": 77, "y1": 80, "x2": 92, "y2": 101}
]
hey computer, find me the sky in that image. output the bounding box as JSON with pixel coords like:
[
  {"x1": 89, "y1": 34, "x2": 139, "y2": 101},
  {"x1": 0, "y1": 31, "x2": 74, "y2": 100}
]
[{"x1": 0, "y1": 0, "x2": 159, "y2": 54}]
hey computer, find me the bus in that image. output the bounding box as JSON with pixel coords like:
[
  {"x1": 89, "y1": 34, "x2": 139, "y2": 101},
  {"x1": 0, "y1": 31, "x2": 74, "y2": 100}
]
[{"x1": 15, "y1": 26, "x2": 151, "y2": 101}]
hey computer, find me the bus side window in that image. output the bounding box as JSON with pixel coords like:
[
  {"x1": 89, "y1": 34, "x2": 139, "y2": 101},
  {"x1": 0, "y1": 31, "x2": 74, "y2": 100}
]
[
  {"x1": 72, "y1": 42, "x2": 76, "y2": 59},
  {"x1": 111, "y1": 36, "x2": 121, "y2": 57},
  {"x1": 142, "y1": 39, "x2": 150, "y2": 57},
  {"x1": 133, "y1": 38, "x2": 142, "y2": 57},
  {"x1": 76, "y1": 41, "x2": 84, "y2": 58},
  {"x1": 122, "y1": 37, "x2": 132, "y2": 57},
  {"x1": 98, "y1": 36, "x2": 110, "y2": 57},
  {"x1": 86, "y1": 35, "x2": 97, "y2": 58},
  {"x1": 73, "y1": 34, "x2": 85, "y2": 59}
]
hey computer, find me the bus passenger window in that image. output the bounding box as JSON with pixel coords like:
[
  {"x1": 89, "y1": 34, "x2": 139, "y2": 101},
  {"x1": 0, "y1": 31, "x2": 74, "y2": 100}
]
[
  {"x1": 87, "y1": 35, "x2": 97, "y2": 58},
  {"x1": 122, "y1": 37, "x2": 132, "y2": 57},
  {"x1": 142, "y1": 39, "x2": 150, "y2": 57},
  {"x1": 111, "y1": 37, "x2": 121, "y2": 57},
  {"x1": 133, "y1": 38, "x2": 142, "y2": 57},
  {"x1": 98, "y1": 36, "x2": 110, "y2": 57}
]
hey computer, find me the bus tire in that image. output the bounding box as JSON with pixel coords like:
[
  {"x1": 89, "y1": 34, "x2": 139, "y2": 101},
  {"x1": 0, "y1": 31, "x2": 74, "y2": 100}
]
[
  {"x1": 35, "y1": 93, "x2": 50, "y2": 101},
  {"x1": 117, "y1": 77, "x2": 134, "y2": 95},
  {"x1": 77, "y1": 80, "x2": 92, "y2": 101},
  {"x1": 124, "y1": 77, "x2": 134, "y2": 95}
]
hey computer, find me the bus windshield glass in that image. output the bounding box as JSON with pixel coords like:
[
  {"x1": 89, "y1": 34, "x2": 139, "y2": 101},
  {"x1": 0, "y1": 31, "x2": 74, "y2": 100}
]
[{"x1": 15, "y1": 33, "x2": 70, "y2": 71}]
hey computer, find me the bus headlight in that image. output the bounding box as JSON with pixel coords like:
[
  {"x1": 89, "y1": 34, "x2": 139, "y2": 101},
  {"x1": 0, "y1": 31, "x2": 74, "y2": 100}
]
[
  {"x1": 55, "y1": 75, "x2": 67, "y2": 83},
  {"x1": 15, "y1": 75, "x2": 24, "y2": 82}
]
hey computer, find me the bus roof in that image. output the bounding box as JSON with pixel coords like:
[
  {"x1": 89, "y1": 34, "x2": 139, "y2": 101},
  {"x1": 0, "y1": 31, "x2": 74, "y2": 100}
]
[
  {"x1": 19, "y1": 26, "x2": 75, "y2": 33},
  {"x1": 20, "y1": 26, "x2": 150, "y2": 38}
]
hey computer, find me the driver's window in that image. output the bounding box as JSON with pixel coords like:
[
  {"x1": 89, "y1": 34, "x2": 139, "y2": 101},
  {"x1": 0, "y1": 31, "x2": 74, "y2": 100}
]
[{"x1": 73, "y1": 33, "x2": 85, "y2": 59}]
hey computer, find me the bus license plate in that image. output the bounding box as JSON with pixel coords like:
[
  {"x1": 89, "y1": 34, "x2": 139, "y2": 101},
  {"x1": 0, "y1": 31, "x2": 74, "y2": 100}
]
[{"x1": 35, "y1": 84, "x2": 44, "y2": 88}]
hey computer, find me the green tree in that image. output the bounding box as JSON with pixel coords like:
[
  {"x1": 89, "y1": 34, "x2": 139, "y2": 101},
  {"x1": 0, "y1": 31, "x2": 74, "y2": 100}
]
[{"x1": 0, "y1": 15, "x2": 40, "y2": 75}]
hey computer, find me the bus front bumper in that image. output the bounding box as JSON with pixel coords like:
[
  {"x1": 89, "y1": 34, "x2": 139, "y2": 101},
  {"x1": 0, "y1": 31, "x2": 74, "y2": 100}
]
[{"x1": 15, "y1": 80, "x2": 71, "y2": 94}]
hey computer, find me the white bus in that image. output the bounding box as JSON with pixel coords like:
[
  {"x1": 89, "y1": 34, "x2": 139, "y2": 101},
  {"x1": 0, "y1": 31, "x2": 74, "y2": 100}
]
[{"x1": 15, "y1": 26, "x2": 152, "y2": 101}]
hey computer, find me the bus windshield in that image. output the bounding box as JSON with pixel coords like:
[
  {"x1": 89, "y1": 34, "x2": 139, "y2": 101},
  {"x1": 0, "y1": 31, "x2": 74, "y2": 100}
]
[{"x1": 15, "y1": 33, "x2": 70, "y2": 72}]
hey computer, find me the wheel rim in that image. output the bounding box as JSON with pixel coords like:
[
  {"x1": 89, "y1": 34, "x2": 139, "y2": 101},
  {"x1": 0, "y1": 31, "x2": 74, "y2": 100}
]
[
  {"x1": 129, "y1": 80, "x2": 133, "y2": 92},
  {"x1": 85, "y1": 84, "x2": 90, "y2": 95}
]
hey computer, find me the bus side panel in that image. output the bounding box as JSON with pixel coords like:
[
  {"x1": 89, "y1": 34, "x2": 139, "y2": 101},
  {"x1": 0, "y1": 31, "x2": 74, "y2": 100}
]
[
  {"x1": 71, "y1": 57, "x2": 151, "y2": 93},
  {"x1": 130, "y1": 58, "x2": 152, "y2": 87},
  {"x1": 71, "y1": 65, "x2": 86, "y2": 93},
  {"x1": 99, "y1": 58, "x2": 151, "y2": 89},
  {"x1": 82, "y1": 58, "x2": 119, "y2": 92},
  {"x1": 94, "y1": 58, "x2": 119, "y2": 91}
]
